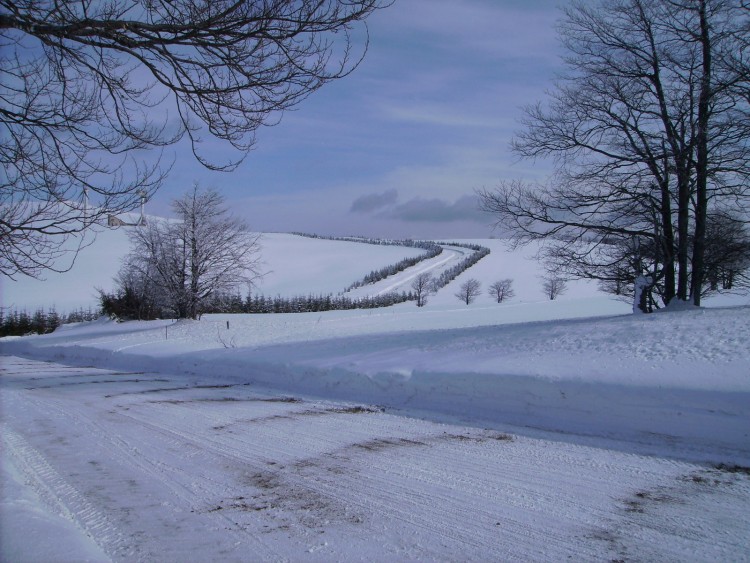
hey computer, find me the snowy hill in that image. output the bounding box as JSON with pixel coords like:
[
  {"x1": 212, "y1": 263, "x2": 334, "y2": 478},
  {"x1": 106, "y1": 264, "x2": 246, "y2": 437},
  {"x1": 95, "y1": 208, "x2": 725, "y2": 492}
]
[
  {"x1": 0, "y1": 228, "x2": 428, "y2": 313},
  {"x1": 1, "y1": 219, "x2": 633, "y2": 315}
]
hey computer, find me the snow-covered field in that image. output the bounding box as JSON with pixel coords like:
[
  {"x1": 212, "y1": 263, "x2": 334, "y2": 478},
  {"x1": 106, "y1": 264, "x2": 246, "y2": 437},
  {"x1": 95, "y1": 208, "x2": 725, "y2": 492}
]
[
  {"x1": 0, "y1": 229, "x2": 427, "y2": 312},
  {"x1": 2, "y1": 230, "x2": 749, "y2": 561}
]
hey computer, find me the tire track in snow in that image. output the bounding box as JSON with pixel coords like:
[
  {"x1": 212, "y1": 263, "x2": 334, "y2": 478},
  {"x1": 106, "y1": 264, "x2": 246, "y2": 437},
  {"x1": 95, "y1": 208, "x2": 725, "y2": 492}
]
[
  {"x1": 1, "y1": 424, "x2": 126, "y2": 560},
  {"x1": 2, "y1": 354, "x2": 286, "y2": 561},
  {"x1": 113, "y1": 400, "x2": 593, "y2": 559},
  {"x1": 110, "y1": 401, "x2": 369, "y2": 531},
  {"x1": 16, "y1": 391, "x2": 284, "y2": 562},
  {"x1": 288, "y1": 431, "x2": 600, "y2": 560},
  {"x1": 98, "y1": 396, "x2": 511, "y2": 556},
  {"x1": 5, "y1": 356, "x2": 748, "y2": 561}
]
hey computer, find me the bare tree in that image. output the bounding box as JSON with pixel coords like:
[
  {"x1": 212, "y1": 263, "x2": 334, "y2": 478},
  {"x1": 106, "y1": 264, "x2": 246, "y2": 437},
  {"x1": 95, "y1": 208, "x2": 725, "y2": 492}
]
[
  {"x1": 542, "y1": 275, "x2": 567, "y2": 301},
  {"x1": 1, "y1": 0, "x2": 387, "y2": 278},
  {"x1": 126, "y1": 184, "x2": 261, "y2": 319},
  {"x1": 479, "y1": 0, "x2": 750, "y2": 309},
  {"x1": 488, "y1": 279, "x2": 514, "y2": 303},
  {"x1": 411, "y1": 272, "x2": 433, "y2": 307},
  {"x1": 455, "y1": 278, "x2": 481, "y2": 305}
]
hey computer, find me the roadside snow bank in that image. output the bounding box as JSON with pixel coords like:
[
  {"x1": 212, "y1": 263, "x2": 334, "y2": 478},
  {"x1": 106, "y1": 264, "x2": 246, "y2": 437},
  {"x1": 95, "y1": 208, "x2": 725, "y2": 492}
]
[{"x1": 3, "y1": 305, "x2": 748, "y2": 464}]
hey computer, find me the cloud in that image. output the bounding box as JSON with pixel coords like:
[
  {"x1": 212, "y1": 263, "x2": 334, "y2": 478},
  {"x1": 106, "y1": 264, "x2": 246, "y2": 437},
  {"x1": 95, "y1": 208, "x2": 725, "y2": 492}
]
[
  {"x1": 377, "y1": 195, "x2": 484, "y2": 224},
  {"x1": 350, "y1": 189, "x2": 399, "y2": 213},
  {"x1": 388, "y1": 195, "x2": 484, "y2": 223},
  {"x1": 348, "y1": 188, "x2": 487, "y2": 224},
  {"x1": 379, "y1": 102, "x2": 510, "y2": 129},
  {"x1": 378, "y1": 0, "x2": 560, "y2": 63}
]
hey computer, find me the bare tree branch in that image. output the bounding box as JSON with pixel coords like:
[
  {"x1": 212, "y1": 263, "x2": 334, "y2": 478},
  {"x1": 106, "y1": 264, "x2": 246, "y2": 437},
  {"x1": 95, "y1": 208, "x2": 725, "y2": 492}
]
[
  {"x1": 481, "y1": 0, "x2": 749, "y2": 308},
  {"x1": 1, "y1": 0, "x2": 388, "y2": 278}
]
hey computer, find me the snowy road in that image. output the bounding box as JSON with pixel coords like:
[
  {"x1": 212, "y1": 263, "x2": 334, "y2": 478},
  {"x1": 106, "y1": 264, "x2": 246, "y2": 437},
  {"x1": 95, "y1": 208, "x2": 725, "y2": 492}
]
[{"x1": 2, "y1": 355, "x2": 749, "y2": 562}]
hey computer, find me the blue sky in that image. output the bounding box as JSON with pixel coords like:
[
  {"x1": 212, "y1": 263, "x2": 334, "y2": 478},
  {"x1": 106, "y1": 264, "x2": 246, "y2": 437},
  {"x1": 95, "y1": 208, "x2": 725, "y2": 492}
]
[{"x1": 152, "y1": 0, "x2": 563, "y2": 238}]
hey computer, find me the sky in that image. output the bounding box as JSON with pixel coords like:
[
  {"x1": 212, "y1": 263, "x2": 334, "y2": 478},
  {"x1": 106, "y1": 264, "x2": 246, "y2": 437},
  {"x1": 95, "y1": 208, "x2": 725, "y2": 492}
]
[{"x1": 149, "y1": 0, "x2": 564, "y2": 239}]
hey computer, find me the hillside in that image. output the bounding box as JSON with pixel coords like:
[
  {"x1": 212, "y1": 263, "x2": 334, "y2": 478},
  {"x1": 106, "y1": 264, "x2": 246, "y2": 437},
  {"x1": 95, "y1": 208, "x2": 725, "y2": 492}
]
[
  {"x1": 0, "y1": 229, "x2": 426, "y2": 313},
  {"x1": 1, "y1": 220, "x2": 638, "y2": 316}
]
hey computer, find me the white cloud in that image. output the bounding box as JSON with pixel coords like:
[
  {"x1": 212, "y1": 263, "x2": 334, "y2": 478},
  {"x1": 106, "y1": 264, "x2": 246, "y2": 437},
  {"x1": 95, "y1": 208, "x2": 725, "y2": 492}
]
[
  {"x1": 378, "y1": 102, "x2": 511, "y2": 129},
  {"x1": 386, "y1": 195, "x2": 486, "y2": 223}
]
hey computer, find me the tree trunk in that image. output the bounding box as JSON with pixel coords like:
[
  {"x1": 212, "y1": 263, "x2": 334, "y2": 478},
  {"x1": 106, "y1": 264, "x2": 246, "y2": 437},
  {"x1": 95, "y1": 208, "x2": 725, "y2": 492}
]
[
  {"x1": 676, "y1": 165, "x2": 691, "y2": 302},
  {"x1": 659, "y1": 180, "x2": 676, "y2": 305},
  {"x1": 691, "y1": 0, "x2": 711, "y2": 307}
]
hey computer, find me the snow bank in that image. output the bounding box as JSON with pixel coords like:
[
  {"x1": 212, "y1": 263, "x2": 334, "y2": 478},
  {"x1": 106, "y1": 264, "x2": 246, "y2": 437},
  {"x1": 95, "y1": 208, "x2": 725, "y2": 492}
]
[{"x1": 4, "y1": 304, "x2": 749, "y2": 465}]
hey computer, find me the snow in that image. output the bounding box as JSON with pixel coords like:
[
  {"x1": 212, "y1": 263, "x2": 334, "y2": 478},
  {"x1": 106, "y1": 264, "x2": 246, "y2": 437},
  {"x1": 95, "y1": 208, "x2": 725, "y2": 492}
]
[
  {"x1": 1, "y1": 430, "x2": 109, "y2": 563},
  {"x1": 1, "y1": 232, "x2": 749, "y2": 561}
]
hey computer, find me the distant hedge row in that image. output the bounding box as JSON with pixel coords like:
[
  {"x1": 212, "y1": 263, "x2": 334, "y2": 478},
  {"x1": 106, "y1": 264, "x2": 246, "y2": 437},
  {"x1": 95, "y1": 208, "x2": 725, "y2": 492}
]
[
  {"x1": 290, "y1": 232, "x2": 443, "y2": 292},
  {"x1": 236, "y1": 240, "x2": 491, "y2": 314},
  {"x1": 430, "y1": 242, "x2": 491, "y2": 291}
]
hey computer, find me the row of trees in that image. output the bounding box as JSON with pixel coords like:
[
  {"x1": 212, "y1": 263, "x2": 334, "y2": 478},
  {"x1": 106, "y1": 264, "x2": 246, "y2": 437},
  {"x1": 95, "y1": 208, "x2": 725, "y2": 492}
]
[
  {"x1": 101, "y1": 208, "x2": 494, "y2": 319},
  {"x1": 346, "y1": 244, "x2": 442, "y2": 291},
  {"x1": 345, "y1": 241, "x2": 490, "y2": 294},
  {"x1": 427, "y1": 274, "x2": 564, "y2": 305},
  {"x1": 237, "y1": 291, "x2": 412, "y2": 314},
  {"x1": 479, "y1": 0, "x2": 750, "y2": 311},
  {"x1": 0, "y1": 307, "x2": 98, "y2": 337},
  {"x1": 430, "y1": 243, "x2": 491, "y2": 293},
  {"x1": 410, "y1": 244, "x2": 492, "y2": 307},
  {"x1": 291, "y1": 232, "x2": 444, "y2": 292},
  {"x1": 101, "y1": 287, "x2": 415, "y2": 318},
  {"x1": 454, "y1": 278, "x2": 522, "y2": 305}
]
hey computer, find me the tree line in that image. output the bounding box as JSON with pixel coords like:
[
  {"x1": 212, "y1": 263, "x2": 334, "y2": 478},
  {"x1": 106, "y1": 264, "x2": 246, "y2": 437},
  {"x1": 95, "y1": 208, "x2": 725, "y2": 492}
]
[
  {"x1": 410, "y1": 244, "x2": 492, "y2": 307},
  {"x1": 101, "y1": 285, "x2": 415, "y2": 318},
  {"x1": 101, "y1": 216, "x2": 492, "y2": 319},
  {"x1": 212, "y1": 291, "x2": 414, "y2": 315},
  {"x1": 430, "y1": 243, "x2": 491, "y2": 291},
  {"x1": 0, "y1": 307, "x2": 98, "y2": 337},
  {"x1": 346, "y1": 244, "x2": 443, "y2": 291},
  {"x1": 241, "y1": 242, "x2": 490, "y2": 314}
]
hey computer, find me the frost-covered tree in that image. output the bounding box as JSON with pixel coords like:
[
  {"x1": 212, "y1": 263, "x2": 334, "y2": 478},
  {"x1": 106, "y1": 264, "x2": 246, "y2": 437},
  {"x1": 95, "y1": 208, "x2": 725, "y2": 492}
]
[
  {"x1": 125, "y1": 185, "x2": 261, "y2": 319},
  {"x1": 411, "y1": 272, "x2": 434, "y2": 307},
  {"x1": 488, "y1": 279, "x2": 514, "y2": 303},
  {"x1": 455, "y1": 278, "x2": 481, "y2": 305}
]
